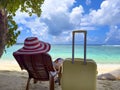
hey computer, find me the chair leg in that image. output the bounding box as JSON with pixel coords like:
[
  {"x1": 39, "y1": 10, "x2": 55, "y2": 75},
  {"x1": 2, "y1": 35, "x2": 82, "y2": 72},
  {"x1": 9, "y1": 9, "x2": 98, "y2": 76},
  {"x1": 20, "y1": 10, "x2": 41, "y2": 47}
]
[
  {"x1": 58, "y1": 66, "x2": 62, "y2": 85},
  {"x1": 50, "y1": 76, "x2": 54, "y2": 90},
  {"x1": 26, "y1": 78, "x2": 31, "y2": 90}
]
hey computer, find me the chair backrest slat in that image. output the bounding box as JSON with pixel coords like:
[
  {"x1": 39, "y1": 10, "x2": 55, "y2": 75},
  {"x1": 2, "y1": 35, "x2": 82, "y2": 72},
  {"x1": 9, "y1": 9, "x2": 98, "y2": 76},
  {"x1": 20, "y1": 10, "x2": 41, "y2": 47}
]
[{"x1": 13, "y1": 53, "x2": 55, "y2": 81}]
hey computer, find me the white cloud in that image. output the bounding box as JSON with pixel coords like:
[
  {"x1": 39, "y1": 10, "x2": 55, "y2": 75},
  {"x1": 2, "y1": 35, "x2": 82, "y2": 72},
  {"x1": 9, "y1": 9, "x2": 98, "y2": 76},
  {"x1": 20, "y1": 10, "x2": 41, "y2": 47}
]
[
  {"x1": 79, "y1": 15, "x2": 96, "y2": 30},
  {"x1": 40, "y1": 0, "x2": 84, "y2": 37},
  {"x1": 70, "y1": 5, "x2": 84, "y2": 25},
  {"x1": 89, "y1": 0, "x2": 120, "y2": 25},
  {"x1": 14, "y1": 0, "x2": 120, "y2": 44},
  {"x1": 14, "y1": 0, "x2": 99, "y2": 43},
  {"x1": 84, "y1": 0, "x2": 120, "y2": 44},
  {"x1": 41, "y1": 0, "x2": 75, "y2": 19},
  {"x1": 52, "y1": 33, "x2": 72, "y2": 44},
  {"x1": 14, "y1": 0, "x2": 78, "y2": 43},
  {"x1": 14, "y1": 10, "x2": 30, "y2": 24},
  {"x1": 17, "y1": 26, "x2": 24, "y2": 31},
  {"x1": 79, "y1": 26, "x2": 96, "y2": 30},
  {"x1": 105, "y1": 25, "x2": 120, "y2": 44},
  {"x1": 38, "y1": 0, "x2": 88, "y2": 43}
]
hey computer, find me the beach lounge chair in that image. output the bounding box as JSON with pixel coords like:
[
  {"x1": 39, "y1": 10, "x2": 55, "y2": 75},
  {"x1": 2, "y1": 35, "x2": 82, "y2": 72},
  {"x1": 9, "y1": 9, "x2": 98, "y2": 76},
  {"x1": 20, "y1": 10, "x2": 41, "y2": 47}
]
[{"x1": 13, "y1": 53, "x2": 60, "y2": 90}]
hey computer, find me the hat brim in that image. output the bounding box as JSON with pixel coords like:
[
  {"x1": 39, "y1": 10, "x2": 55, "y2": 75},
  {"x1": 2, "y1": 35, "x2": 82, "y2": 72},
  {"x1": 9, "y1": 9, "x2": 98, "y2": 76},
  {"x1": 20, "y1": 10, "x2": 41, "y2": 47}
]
[{"x1": 15, "y1": 42, "x2": 51, "y2": 54}]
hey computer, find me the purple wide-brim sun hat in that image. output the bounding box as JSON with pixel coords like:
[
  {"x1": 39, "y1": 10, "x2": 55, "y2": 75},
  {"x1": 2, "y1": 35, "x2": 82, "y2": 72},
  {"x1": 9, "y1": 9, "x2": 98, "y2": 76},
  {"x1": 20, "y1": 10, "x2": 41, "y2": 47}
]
[{"x1": 15, "y1": 37, "x2": 51, "y2": 54}]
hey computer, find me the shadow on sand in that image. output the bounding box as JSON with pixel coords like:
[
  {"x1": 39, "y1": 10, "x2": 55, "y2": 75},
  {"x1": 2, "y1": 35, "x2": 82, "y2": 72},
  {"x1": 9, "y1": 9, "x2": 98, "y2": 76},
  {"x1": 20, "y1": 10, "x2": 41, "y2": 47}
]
[{"x1": 0, "y1": 70, "x2": 61, "y2": 90}]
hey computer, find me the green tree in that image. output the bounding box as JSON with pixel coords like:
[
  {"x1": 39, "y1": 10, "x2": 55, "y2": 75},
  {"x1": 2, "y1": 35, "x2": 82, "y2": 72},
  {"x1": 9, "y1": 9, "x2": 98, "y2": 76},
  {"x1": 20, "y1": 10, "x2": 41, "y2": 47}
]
[{"x1": 0, "y1": 0, "x2": 44, "y2": 57}]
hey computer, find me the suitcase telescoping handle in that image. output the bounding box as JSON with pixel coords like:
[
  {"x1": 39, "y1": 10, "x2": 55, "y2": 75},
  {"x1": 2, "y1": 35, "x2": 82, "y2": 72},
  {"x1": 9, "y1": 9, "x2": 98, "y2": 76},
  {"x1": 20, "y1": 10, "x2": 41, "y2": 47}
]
[{"x1": 72, "y1": 30, "x2": 87, "y2": 64}]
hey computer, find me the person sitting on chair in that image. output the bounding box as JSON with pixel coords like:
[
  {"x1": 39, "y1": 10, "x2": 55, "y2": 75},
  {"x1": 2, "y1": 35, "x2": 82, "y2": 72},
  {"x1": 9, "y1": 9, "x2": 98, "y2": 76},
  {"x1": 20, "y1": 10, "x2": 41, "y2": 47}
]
[{"x1": 13, "y1": 37, "x2": 63, "y2": 85}]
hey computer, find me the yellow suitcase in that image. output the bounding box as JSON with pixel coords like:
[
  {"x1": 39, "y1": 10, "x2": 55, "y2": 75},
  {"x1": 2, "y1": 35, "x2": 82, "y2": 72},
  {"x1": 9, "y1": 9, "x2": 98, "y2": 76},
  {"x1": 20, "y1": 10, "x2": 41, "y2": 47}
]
[{"x1": 61, "y1": 30, "x2": 97, "y2": 90}]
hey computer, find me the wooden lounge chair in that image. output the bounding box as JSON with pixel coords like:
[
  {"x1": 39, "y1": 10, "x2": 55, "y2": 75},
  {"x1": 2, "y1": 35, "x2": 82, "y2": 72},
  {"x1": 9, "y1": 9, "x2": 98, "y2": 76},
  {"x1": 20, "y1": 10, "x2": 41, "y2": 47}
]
[{"x1": 13, "y1": 53, "x2": 61, "y2": 90}]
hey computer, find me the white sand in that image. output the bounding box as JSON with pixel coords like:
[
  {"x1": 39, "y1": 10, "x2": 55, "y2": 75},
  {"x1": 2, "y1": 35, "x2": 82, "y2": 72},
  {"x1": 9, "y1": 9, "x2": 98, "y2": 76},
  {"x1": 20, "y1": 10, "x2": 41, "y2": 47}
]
[
  {"x1": 97, "y1": 64, "x2": 120, "y2": 75},
  {"x1": 0, "y1": 60, "x2": 120, "y2": 90}
]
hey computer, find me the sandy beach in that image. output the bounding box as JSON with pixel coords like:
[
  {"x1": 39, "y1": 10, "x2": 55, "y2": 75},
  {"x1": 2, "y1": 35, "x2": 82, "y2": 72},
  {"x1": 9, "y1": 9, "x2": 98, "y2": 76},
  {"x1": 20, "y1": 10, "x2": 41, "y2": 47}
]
[{"x1": 0, "y1": 60, "x2": 120, "y2": 90}]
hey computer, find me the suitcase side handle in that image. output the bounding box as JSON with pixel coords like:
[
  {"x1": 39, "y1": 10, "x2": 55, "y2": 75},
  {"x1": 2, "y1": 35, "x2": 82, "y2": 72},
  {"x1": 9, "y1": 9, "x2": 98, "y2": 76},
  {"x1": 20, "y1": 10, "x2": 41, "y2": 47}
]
[{"x1": 72, "y1": 30, "x2": 87, "y2": 64}]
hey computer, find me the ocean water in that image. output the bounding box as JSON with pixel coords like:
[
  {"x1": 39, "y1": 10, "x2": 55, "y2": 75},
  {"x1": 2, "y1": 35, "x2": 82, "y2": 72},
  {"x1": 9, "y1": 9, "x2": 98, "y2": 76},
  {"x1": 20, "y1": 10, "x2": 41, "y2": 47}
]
[{"x1": 1, "y1": 44, "x2": 120, "y2": 64}]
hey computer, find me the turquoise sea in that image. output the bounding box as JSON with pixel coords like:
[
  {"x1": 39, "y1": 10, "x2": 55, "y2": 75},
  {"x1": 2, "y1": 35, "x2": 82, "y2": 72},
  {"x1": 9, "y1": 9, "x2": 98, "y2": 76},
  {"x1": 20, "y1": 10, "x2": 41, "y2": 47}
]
[{"x1": 1, "y1": 44, "x2": 120, "y2": 64}]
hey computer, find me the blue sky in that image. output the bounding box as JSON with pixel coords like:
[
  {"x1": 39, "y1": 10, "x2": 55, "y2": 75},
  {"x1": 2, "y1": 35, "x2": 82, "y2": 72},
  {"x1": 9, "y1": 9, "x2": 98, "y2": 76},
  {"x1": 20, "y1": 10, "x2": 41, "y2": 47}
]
[{"x1": 14, "y1": 0, "x2": 120, "y2": 45}]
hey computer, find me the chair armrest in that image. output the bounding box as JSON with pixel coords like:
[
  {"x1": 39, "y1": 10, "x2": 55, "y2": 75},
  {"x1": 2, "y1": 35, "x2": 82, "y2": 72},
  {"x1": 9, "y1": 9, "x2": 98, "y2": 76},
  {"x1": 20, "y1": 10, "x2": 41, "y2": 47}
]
[{"x1": 49, "y1": 71, "x2": 57, "y2": 77}]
